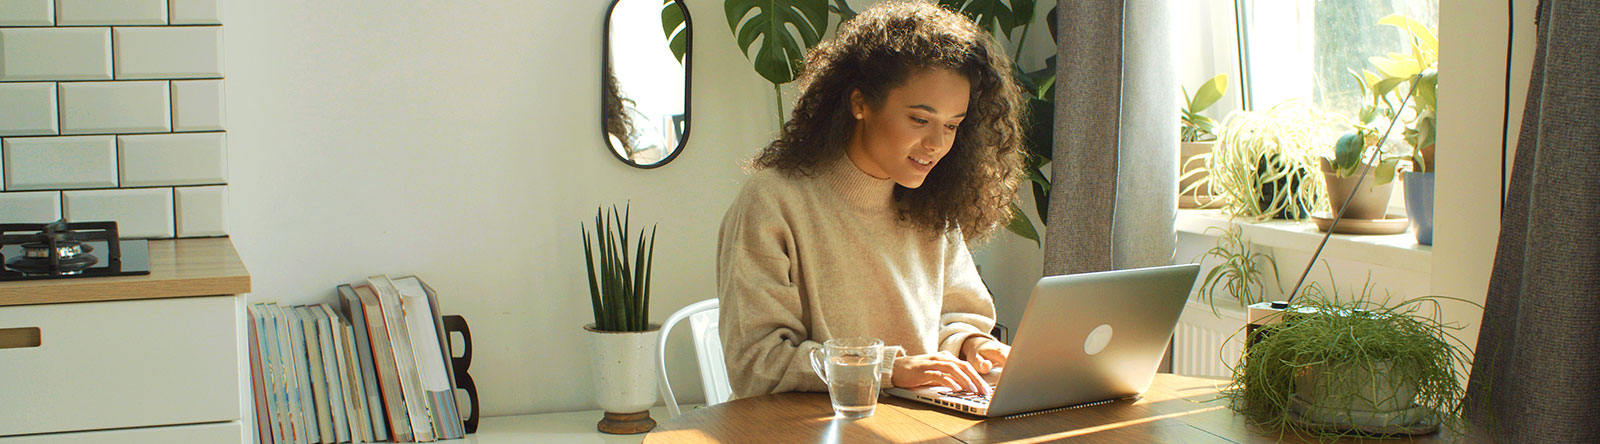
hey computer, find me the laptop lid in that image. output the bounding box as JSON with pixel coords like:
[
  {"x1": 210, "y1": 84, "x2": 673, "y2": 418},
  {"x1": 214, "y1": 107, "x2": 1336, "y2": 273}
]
[{"x1": 983, "y1": 264, "x2": 1200, "y2": 417}]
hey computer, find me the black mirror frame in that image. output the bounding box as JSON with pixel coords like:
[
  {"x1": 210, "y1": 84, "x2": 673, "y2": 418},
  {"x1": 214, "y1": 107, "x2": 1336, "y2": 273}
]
[{"x1": 601, "y1": 0, "x2": 693, "y2": 169}]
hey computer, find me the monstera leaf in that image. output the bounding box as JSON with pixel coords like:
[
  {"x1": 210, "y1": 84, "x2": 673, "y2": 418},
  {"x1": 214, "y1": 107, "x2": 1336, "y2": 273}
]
[
  {"x1": 939, "y1": 0, "x2": 1032, "y2": 38},
  {"x1": 661, "y1": 0, "x2": 688, "y2": 64},
  {"x1": 724, "y1": 0, "x2": 831, "y2": 85}
]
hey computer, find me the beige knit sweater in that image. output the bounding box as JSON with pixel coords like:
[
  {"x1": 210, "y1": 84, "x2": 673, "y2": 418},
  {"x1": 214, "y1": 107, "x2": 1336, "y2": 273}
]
[{"x1": 717, "y1": 153, "x2": 998, "y2": 399}]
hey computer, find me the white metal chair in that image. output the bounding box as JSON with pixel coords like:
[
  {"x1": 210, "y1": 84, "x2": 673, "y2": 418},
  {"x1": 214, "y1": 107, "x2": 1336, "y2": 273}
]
[{"x1": 656, "y1": 299, "x2": 731, "y2": 417}]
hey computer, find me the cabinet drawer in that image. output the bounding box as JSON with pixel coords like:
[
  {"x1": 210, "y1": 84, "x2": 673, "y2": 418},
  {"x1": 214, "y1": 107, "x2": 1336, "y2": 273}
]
[
  {"x1": 0, "y1": 296, "x2": 242, "y2": 436},
  {"x1": 0, "y1": 421, "x2": 242, "y2": 444}
]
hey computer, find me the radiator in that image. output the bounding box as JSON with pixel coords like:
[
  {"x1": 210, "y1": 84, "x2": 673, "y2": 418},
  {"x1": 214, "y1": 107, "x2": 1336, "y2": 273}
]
[{"x1": 1172, "y1": 300, "x2": 1247, "y2": 378}]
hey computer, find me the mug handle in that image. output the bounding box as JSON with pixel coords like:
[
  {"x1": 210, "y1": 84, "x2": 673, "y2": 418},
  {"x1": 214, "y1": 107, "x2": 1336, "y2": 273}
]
[{"x1": 808, "y1": 347, "x2": 830, "y2": 385}]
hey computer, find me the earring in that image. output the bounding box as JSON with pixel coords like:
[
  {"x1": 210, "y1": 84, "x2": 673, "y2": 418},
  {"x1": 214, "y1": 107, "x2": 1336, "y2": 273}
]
[{"x1": 855, "y1": 113, "x2": 863, "y2": 119}]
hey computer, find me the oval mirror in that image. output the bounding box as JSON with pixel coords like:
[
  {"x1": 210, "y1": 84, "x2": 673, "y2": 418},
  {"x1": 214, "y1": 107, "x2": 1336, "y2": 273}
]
[{"x1": 602, "y1": 0, "x2": 692, "y2": 168}]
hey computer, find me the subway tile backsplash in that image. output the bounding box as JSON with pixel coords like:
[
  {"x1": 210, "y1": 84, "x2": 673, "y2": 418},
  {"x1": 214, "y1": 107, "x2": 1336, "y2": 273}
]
[
  {"x1": 0, "y1": 1, "x2": 54, "y2": 27},
  {"x1": 0, "y1": 190, "x2": 62, "y2": 223},
  {"x1": 59, "y1": 80, "x2": 172, "y2": 134},
  {"x1": 55, "y1": 0, "x2": 168, "y2": 26},
  {"x1": 0, "y1": 27, "x2": 112, "y2": 80},
  {"x1": 0, "y1": 82, "x2": 59, "y2": 136},
  {"x1": 3, "y1": 136, "x2": 118, "y2": 190},
  {"x1": 0, "y1": 0, "x2": 226, "y2": 238},
  {"x1": 118, "y1": 132, "x2": 226, "y2": 187},
  {"x1": 64, "y1": 187, "x2": 175, "y2": 239}
]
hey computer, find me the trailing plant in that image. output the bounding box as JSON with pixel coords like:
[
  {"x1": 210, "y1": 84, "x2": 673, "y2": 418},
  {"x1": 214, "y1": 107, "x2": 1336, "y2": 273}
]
[
  {"x1": 1181, "y1": 74, "x2": 1230, "y2": 142},
  {"x1": 581, "y1": 204, "x2": 658, "y2": 332},
  {"x1": 1359, "y1": 14, "x2": 1437, "y2": 173},
  {"x1": 1193, "y1": 226, "x2": 1281, "y2": 315},
  {"x1": 1222, "y1": 277, "x2": 1478, "y2": 439},
  {"x1": 1204, "y1": 100, "x2": 1334, "y2": 222}
]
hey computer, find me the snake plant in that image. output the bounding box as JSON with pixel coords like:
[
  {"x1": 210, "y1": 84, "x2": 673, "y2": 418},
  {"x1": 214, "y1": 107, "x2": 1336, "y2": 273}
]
[{"x1": 581, "y1": 204, "x2": 657, "y2": 332}]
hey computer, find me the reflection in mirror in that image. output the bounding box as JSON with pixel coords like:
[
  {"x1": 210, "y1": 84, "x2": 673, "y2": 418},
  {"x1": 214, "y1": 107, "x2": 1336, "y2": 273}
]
[{"x1": 602, "y1": 0, "x2": 691, "y2": 168}]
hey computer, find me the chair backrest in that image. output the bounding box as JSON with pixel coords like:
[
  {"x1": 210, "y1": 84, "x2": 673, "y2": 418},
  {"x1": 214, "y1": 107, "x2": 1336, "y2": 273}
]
[{"x1": 657, "y1": 299, "x2": 730, "y2": 417}]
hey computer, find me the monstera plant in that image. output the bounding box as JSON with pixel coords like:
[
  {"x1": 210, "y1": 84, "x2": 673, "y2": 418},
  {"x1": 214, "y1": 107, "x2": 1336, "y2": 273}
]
[{"x1": 720, "y1": 0, "x2": 1043, "y2": 124}]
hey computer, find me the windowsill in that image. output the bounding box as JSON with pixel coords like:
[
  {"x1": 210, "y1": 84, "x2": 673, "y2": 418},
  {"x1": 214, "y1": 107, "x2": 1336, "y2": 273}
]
[{"x1": 1176, "y1": 209, "x2": 1431, "y2": 274}]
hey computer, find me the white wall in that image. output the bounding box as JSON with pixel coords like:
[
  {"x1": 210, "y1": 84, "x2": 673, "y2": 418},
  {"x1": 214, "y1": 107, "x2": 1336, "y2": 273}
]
[
  {"x1": 1432, "y1": 0, "x2": 1536, "y2": 366},
  {"x1": 224, "y1": 0, "x2": 776, "y2": 416}
]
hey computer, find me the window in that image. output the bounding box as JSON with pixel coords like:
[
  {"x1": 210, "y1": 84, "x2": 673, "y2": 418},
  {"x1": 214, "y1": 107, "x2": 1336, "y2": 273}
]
[
  {"x1": 1179, "y1": 0, "x2": 1439, "y2": 216},
  {"x1": 1237, "y1": 0, "x2": 1438, "y2": 115}
]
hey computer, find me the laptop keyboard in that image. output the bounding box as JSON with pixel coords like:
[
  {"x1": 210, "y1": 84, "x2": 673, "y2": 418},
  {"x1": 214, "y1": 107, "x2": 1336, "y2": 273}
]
[{"x1": 941, "y1": 381, "x2": 999, "y2": 405}]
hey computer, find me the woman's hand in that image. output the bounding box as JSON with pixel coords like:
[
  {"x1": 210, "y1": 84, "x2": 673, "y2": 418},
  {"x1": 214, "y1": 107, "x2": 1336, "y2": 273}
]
[
  {"x1": 960, "y1": 336, "x2": 1010, "y2": 374},
  {"x1": 890, "y1": 351, "x2": 991, "y2": 395}
]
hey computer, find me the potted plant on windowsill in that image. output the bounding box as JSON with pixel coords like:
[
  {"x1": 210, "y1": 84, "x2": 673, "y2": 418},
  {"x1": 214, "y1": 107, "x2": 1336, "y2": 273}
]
[
  {"x1": 1224, "y1": 281, "x2": 1477, "y2": 438},
  {"x1": 1314, "y1": 78, "x2": 1408, "y2": 234},
  {"x1": 1202, "y1": 100, "x2": 1332, "y2": 222},
  {"x1": 580, "y1": 204, "x2": 660, "y2": 434},
  {"x1": 1364, "y1": 14, "x2": 1437, "y2": 244},
  {"x1": 1180, "y1": 74, "x2": 1230, "y2": 209}
]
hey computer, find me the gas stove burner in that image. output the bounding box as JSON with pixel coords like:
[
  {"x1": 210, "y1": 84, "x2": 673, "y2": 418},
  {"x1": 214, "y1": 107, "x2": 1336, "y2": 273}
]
[
  {"x1": 9, "y1": 241, "x2": 99, "y2": 275},
  {"x1": 0, "y1": 220, "x2": 121, "y2": 276}
]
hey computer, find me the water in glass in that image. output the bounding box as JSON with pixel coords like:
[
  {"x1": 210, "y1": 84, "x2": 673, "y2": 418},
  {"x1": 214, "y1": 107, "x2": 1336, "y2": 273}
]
[{"x1": 826, "y1": 355, "x2": 880, "y2": 418}]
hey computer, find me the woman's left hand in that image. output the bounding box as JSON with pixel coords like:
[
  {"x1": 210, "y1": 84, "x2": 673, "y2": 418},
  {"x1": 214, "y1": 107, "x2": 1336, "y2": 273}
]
[{"x1": 960, "y1": 336, "x2": 1010, "y2": 374}]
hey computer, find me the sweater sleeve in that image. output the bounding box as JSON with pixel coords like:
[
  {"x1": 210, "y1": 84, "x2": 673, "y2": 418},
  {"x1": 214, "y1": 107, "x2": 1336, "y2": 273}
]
[
  {"x1": 716, "y1": 194, "x2": 828, "y2": 398},
  {"x1": 937, "y1": 230, "x2": 999, "y2": 357}
]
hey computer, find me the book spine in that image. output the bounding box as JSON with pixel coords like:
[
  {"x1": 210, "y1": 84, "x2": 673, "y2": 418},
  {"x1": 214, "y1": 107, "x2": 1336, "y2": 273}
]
[
  {"x1": 283, "y1": 306, "x2": 317, "y2": 444},
  {"x1": 340, "y1": 285, "x2": 390, "y2": 442},
  {"x1": 314, "y1": 306, "x2": 351, "y2": 443},
  {"x1": 322, "y1": 306, "x2": 360, "y2": 443},
  {"x1": 418, "y1": 280, "x2": 467, "y2": 438},
  {"x1": 247, "y1": 306, "x2": 275, "y2": 444},
  {"x1": 357, "y1": 284, "x2": 413, "y2": 443},
  {"x1": 371, "y1": 276, "x2": 435, "y2": 442},
  {"x1": 297, "y1": 307, "x2": 333, "y2": 444},
  {"x1": 340, "y1": 323, "x2": 372, "y2": 442},
  {"x1": 396, "y1": 276, "x2": 462, "y2": 439}
]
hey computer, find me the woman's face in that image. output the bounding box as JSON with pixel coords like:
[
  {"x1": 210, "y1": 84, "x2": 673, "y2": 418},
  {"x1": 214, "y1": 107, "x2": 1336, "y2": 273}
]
[{"x1": 848, "y1": 68, "x2": 972, "y2": 189}]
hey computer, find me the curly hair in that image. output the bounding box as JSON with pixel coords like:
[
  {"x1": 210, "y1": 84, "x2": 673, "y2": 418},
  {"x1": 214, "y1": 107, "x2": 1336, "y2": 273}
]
[{"x1": 750, "y1": 1, "x2": 1028, "y2": 240}]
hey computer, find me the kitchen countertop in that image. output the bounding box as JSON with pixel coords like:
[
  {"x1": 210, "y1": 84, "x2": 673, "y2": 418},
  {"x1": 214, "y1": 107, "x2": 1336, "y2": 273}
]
[{"x1": 0, "y1": 237, "x2": 250, "y2": 306}]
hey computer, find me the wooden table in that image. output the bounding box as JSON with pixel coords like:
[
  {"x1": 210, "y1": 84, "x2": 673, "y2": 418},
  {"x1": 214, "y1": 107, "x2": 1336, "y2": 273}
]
[{"x1": 644, "y1": 374, "x2": 1465, "y2": 443}]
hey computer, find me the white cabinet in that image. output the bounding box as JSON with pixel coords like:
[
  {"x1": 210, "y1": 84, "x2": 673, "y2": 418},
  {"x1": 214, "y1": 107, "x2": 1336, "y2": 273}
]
[{"x1": 0, "y1": 295, "x2": 245, "y2": 441}]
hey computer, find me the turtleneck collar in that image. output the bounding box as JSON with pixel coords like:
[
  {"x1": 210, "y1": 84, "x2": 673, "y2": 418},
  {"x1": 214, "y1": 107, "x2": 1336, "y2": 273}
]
[{"x1": 815, "y1": 152, "x2": 897, "y2": 211}]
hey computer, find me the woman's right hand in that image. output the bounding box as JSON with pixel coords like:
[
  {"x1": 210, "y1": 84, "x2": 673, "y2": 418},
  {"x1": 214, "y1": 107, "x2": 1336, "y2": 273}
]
[{"x1": 890, "y1": 351, "x2": 991, "y2": 396}]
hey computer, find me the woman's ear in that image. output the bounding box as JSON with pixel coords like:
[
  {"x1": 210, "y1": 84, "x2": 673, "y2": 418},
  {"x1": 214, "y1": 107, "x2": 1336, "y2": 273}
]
[{"x1": 850, "y1": 89, "x2": 866, "y2": 119}]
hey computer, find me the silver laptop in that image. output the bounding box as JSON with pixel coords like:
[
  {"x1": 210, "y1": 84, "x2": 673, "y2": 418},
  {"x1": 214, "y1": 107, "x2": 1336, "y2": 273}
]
[{"x1": 885, "y1": 264, "x2": 1200, "y2": 417}]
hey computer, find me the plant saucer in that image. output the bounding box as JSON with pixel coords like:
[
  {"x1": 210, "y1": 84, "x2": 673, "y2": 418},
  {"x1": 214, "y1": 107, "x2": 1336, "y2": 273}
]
[
  {"x1": 1286, "y1": 394, "x2": 1439, "y2": 436},
  {"x1": 1310, "y1": 212, "x2": 1409, "y2": 235}
]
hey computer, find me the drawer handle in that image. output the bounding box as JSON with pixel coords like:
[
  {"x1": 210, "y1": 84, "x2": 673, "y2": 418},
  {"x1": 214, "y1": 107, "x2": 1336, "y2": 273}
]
[{"x1": 0, "y1": 327, "x2": 41, "y2": 349}]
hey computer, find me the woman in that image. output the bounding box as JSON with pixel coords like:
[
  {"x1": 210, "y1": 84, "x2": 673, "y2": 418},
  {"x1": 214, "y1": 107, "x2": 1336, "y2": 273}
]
[{"x1": 717, "y1": 1, "x2": 1027, "y2": 399}]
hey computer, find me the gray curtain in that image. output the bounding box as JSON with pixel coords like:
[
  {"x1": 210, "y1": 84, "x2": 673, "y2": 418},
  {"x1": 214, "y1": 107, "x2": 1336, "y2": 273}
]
[
  {"x1": 1464, "y1": 1, "x2": 1600, "y2": 442},
  {"x1": 1045, "y1": 0, "x2": 1177, "y2": 276}
]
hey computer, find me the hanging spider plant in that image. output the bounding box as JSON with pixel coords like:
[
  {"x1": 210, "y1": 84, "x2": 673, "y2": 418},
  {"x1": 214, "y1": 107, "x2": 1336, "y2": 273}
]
[
  {"x1": 1203, "y1": 100, "x2": 1335, "y2": 222},
  {"x1": 1193, "y1": 226, "x2": 1281, "y2": 315},
  {"x1": 581, "y1": 204, "x2": 657, "y2": 332}
]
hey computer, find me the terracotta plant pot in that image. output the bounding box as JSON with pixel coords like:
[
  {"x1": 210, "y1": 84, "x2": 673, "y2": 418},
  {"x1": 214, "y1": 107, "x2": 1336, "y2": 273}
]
[
  {"x1": 586, "y1": 323, "x2": 661, "y2": 434},
  {"x1": 1318, "y1": 158, "x2": 1395, "y2": 221},
  {"x1": 1179, "y1": 141, "x2": 1222, "y2": 208}
]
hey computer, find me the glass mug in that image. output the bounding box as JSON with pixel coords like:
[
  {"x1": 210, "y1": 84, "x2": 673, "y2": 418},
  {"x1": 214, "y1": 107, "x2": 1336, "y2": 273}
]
[{"x1": 808, "y1": 337, "x2": 884, "y2": 418}]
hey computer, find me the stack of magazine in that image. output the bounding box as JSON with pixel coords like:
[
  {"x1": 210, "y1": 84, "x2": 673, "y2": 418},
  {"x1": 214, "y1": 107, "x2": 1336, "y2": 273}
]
[{"x1": 248, "y1": 275, "x2": 467, "y2": 443}]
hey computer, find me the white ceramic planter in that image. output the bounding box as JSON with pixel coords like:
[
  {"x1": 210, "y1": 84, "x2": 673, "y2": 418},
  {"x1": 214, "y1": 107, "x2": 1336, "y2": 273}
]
[{"x1": 586, "y1": 323, "x2": 661, "y2": 415}]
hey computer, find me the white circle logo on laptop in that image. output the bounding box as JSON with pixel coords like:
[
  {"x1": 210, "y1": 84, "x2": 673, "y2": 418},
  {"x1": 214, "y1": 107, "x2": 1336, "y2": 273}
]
[{"x1": 1084, "y1": 324, "x2": 1113, "y2": 355}]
